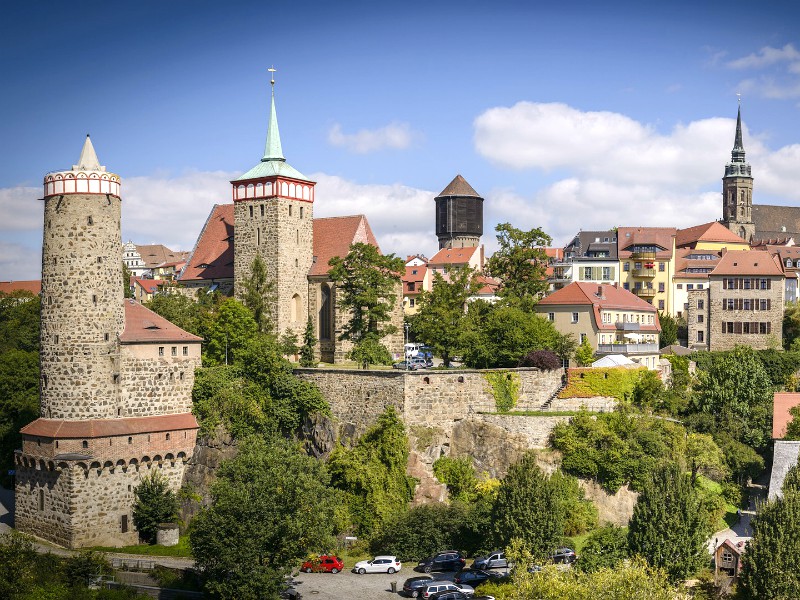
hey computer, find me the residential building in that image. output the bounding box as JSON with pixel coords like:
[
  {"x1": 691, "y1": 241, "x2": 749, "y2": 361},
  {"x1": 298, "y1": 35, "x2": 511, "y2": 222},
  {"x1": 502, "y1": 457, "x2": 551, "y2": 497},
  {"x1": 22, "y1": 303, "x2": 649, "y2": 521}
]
[
  {"x1": 762, "y1": 245, "x2": 800, "y2": 302},
  {"x1": 560, "y1": 230, "x2": 619, "y2": 287},
  {"x1": 427, "y1": 245, "x2": 484, "y2": 279},
  {"x1": 545, "y1": 247, "x2": 570, "y2": 291},
  {"x1": 123, "y1": 241, "x2": 188, "y2": 278},
  {"x1": 618, "y1": 227, "x2": 676, "y2": 314},
  {"x1": 536, "y1": 282, "x2": 662, "y2": 369},
  {"x1": 672, "y1": 222, "x2": 749, "y2": 318},
  {"x1": 402, "y1": 260, "x2": 430, "y2": 315},
  {"x1": 132, "y1": 277, "x2": 166, "y2": 303},
  {"x1": 687, "y1": 250, "x2": 784, "y2": 351}
]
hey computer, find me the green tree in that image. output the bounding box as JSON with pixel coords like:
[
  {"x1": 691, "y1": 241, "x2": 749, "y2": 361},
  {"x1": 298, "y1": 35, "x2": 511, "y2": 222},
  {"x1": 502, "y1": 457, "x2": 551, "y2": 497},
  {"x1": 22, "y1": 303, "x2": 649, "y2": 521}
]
[
  {"x1": 685, "y1": 433, "x2": 726, "y2": 485},
  {"x1": 574, "y1": 336, "x2": 595, "y2": 366},
  {"x1": 328, "y1": 242, "x2": 404, "y2": 367},
  {"x1": 713, "y1": 432, "x2": 764, "y2": 485},
  {"x1": 145, "y1": 292, "x2": 203, "y2": 335},
  {"x1": 411, "y1": 265, "x2": 482, "y2": 366},
  {"x1": 369, "y1": 503, "x2": 468, "y2": 562},
  {"x1": 278, "y1": 329, "x2": 300, "y2": 360},
  {"x1": 348, "y1": 332, "x2": 392, "y2": 369},
  {"x1": 0, "y1": 531, "x2": 38, "y2": 599},
  {"x1": 784, "y1": 404, "x2": 800, "y2": 439},
  {"x1": 492, "y1": 452, "x2": 564, "y2": 559},
  {"x1": 132, "y1": 471, "x2": 179, "y2": 544},
  {"x1": 241, "y1": 254, "x2": 275, "y2": 334},
  {"x1": 191, "y1": 436, "x2": 337, "y2": 600},
  {"x1": 460, "y1": 302, "x2": 562, "y2": 369},
  {"x1": 657, "y1": 311, "x2": 678, "y2": 348},
  {"x1": 550, "y1": 471, "x2": 598, "y2": 536},
  {"x1": 632, "y1": 369, "x2": 665, "y2": 409},
  {"x1": 784, "y1": 300, "x2": 800, "y2": 350},
  {"x1": 122, "y1": 262, "x2": 134, "y2": 298},
  {"x1": 203, "y1": 299, "x2": 260, "y2": 366},
  {"x1": 433, "y1": 456, "x2": 479, "y2": 504},
  {"x1": 693, "y1": 346, "x2": 774, "y2": 450},
  {"x1": 740, "y1": 463, "x2": 800, "y2": 599},
  {"x1": 327, "y1": 406, "x2": 415, "y2": 535},
  {"x1": 485, "y1": 222, "x2": 552, "y2": 306},
  {"x1": 576, "y1": 525, "x2": 629, "y2": 573},
  {"x1": 0, "y1": 291, "x2": 40, "y2": 353},
  {"x1": 627, "y1": 463, "x2": 710, "y2": 582},
  {"x1": 299, "y1": 317, "x2": 318, "y2": 368}
]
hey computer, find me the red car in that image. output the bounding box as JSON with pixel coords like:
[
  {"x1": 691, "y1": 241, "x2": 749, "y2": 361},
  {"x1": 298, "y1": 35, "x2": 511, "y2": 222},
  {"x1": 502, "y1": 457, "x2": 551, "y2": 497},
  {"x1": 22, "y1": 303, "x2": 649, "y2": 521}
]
[{"x1": 301, "y1": 555, "x2": 344, "y2": 573}]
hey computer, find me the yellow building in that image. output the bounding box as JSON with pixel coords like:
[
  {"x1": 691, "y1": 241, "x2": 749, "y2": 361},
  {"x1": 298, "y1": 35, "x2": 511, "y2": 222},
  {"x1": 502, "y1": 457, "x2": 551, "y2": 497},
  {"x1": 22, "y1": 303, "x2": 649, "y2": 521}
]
[{"x1": 618, "y1": 227, "x2": 676, "y2": 314}]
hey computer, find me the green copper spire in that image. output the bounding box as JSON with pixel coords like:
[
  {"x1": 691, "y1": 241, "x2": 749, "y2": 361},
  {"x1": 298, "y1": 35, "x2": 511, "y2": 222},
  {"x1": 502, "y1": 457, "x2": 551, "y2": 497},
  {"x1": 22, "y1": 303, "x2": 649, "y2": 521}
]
[{"x1": 262, "y1": 70, "x2": 285, "y2": 162}]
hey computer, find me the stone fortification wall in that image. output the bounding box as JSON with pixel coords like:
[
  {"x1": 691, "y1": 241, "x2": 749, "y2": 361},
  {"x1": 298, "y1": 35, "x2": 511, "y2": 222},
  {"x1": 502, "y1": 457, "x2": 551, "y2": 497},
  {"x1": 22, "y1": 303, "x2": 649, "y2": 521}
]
[
  {"x1": 15, "y1": 459, "x2": 188, "y2": 547},
  {"x1": 118, "y1": 344, "x2": 201, "y2": 416},
  {"x1": 547, "y1": 396, "x2": 617, "y2": 412},
  {"x1": 294, "y1": 367, "x2": 563, "y2": 432},
  {"x1": 40, "y1": 192, "x2": 125, "y2": 419}
]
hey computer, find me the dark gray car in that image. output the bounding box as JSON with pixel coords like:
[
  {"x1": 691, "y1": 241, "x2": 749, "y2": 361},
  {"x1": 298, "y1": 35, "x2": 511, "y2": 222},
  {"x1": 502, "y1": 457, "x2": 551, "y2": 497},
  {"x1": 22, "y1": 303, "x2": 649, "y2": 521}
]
[{"x1": 472, "y1": 551, "x2": 508, "y2": 570}]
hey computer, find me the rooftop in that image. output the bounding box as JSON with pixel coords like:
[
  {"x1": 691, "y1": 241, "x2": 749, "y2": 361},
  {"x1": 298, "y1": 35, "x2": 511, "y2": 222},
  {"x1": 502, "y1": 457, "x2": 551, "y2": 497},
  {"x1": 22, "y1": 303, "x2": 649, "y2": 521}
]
[
  {"x1": 121, "y1": 300, "x2": 203, "y2": 343},
  {"x1": 710, "y1": 250, "x2": 783, "y2": 277}
]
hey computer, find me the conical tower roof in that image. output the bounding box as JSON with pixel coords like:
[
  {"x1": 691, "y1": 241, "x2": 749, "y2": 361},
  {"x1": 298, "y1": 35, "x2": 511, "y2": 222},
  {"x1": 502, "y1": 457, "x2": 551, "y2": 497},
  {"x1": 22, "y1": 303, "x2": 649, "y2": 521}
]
[
  {"x1": 437, "y1": 174, "x2": 480, "y2": 198},
  {"x1": 234, "y1": 77, "x2": 310, "y2": 183},
  {"x1": 731, "y1": 105, "x2": 746, "y2": 163},
  {"x1": 73, "y1": 134, "x2": 105, "y2": 171}
]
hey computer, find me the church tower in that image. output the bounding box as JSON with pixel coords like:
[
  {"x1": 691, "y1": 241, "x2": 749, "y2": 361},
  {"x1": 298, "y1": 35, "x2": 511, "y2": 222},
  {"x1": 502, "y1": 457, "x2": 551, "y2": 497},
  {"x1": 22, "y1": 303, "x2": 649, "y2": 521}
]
[
  {"x1": 15, "y1": 138, "x2": 201, "y2": 548},
  {"x1": 435, "y1": 174, "x2": 484, "y2": 250},
  {"x1": 721, "y1": 105, "x2": 755, "y2": 241},
  {"x1": 232, "y1": 72, "x2": 315, "y2": 337}
]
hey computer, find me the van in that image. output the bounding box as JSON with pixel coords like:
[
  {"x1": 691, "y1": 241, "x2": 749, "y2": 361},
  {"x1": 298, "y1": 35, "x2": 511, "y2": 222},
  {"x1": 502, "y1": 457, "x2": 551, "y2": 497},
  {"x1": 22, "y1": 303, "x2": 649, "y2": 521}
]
[{"x1": 404, "y1": 343, "x2": 422, "y2": 358}]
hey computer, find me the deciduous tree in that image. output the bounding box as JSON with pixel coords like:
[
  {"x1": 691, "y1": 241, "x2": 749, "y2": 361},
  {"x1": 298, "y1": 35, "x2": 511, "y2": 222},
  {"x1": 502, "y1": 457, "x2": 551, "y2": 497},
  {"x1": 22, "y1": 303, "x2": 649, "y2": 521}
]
[
  {"x1": 410, "y1": 265, "x2": 482, "y2": 366},
  {"x1": 574, "y1": 336, "x2": 595, "y2": 367},
  {"x1": 191, "y1": 436, "x2": 337, "y2": 600},
  {"x1": 132, "y1": 471, "x2": 179, "y2": 544},
  {"x1": 576, "y1": 525, "x2": 629, "y2": 573},
  {"x1": 485, "y1": 222, "x2": 552, "y2": 306},
  {"x1": 685, "y1": 433, "x2": 726, "y2": 485}
]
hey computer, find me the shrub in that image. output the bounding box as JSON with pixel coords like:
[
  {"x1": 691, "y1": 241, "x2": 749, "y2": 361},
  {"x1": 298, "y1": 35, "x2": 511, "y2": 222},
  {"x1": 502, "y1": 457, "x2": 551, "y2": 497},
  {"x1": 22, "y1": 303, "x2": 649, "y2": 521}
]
[
  {"x1": 576, "y1": 525, "x2": 628, "y2": 572},
  {"x1": 485, "y1": 371, "x2": 521, "y2": 413},
  {"x1": 369, "y1": 503, "x2": 468, "y2": 561},
  {"x1": 559, "y1": 367, "x2": 644, "y2": 401},
  {"x1": 518, "y1": 350, "x2": 562, "y2": 370},
  {"x1": 132, "y1": 471, "x2": 179, "y2": 544},
  {"x1": 433, "y1": 456, "x2": 478, "y2": 503}
]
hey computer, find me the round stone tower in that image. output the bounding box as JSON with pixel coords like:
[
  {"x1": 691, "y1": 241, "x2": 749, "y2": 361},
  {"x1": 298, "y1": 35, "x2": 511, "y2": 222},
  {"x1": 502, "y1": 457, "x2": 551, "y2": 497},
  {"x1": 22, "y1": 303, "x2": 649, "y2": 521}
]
[
  {"x1": 435, "y1": 174, "x2": 484, "y2": 250},
  {"x1": 40, "y1": 135, "x2": 124, "y2": 419}
]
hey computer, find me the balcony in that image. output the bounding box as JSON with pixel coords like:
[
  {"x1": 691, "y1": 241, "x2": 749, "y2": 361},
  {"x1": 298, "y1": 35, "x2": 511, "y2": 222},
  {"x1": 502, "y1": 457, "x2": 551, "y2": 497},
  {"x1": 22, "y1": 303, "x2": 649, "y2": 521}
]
[
  {"x1": 633, "y1": 287, "x2": 656, "y2": 298},
  {"x1": 630, "y1": 251, "x2": 657, "y2": 260},
  {"x1": 597, "y1": 343, "x2": 659, "y2": 355},
  {"x1": 632, "y1": 267, "x2": 656, "y2": 278},
  {"x1": 615, "y1": 322, "x2": 641, "y2": 331}
]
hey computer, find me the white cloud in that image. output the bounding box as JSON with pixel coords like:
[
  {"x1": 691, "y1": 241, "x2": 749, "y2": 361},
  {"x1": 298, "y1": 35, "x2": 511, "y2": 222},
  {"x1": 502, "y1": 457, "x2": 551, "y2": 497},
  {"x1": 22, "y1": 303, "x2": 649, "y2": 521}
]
[
  {"x1": 0, "y1": 185, "x2": 42, "y2": 280},
  {"x1": 727, "y1": 43, "x2": 800, "y2": 70},
  {"x1": 327, "y1": 122, "x2": 418, "y2": 154}
]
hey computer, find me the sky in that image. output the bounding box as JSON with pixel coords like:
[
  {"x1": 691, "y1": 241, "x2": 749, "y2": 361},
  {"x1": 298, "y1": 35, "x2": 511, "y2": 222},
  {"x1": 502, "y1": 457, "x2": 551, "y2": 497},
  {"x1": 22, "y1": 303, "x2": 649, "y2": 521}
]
[{"x1": 2, "y1": 0, "x2": 800, "y2": 280}]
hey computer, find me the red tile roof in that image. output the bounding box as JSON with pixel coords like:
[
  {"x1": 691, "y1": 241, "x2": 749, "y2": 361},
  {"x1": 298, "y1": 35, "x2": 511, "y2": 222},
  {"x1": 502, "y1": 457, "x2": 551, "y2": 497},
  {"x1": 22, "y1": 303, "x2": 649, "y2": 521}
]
[
  {"x1": 21, "y1": 413, "x2": 198, "y2": 438},
  {"x1": 311, "y1": 215, "x2": 380, "y2": 276},
  {"x1": 180, "y1": 204, "x2": 235, "y2": 282},
  {"x1": 0, "y1": 280, "x2": 41, "y2": 295},
  {"x1": 617, "y1": 227, "x2": 676, "y2": 259},
  {"x1": 403, "y1": 265, "x2": 427, "y2": 294},
  {"x1": 133, "y1": 278, "x2": 166, "y2": 294},
  {"x1": 673, "y1": 248, "x2": 721, "y2": 279},
  {"x1": 428, "y1": 246, "x2": 480, "y2": 266},
  {"x1": 710, "y1": 250, "x2": 784, "y2": 277},
  {"x1": 773, "y1": 392, "x2": 800, "y2": 439},
  {"x1": 676, "y1": 222, "x2": 749, "y2": 248},
  {"x1": 121, "y1": 300, "x2": 203, "y2": 343}
]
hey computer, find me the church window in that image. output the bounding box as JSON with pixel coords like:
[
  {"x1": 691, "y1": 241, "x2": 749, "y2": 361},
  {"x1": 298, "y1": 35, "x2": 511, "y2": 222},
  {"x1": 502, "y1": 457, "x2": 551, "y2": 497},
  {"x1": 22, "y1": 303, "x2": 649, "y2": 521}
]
[
  {"x1": 291, "y1": 293, "x2": 302, "y2": 323},
  {"x1": 320, "y1": 285, "x2": 332, "y2": 340}
]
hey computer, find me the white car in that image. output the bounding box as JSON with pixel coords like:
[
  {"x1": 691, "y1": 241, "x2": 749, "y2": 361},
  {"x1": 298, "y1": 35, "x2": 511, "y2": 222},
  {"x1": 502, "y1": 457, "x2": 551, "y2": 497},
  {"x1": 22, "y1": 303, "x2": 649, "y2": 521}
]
[
  {"x1": 422, "y1": 582, "x2": 475, "y2": 598},
  {"x1": 352, "y1": 555, "x2": 402, "y2": 574}
]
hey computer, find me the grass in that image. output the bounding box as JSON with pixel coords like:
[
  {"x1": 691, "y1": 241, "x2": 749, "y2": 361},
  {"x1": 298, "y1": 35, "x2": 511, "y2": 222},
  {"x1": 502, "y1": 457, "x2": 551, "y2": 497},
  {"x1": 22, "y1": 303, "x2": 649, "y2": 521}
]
[{"x1": 88, "y1": 534, "x2": 193, "y2": 557}]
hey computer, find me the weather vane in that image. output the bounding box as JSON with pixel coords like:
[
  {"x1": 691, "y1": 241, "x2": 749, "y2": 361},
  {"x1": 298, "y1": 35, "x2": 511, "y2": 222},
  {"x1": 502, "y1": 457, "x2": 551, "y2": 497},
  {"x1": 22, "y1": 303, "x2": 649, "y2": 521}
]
[
  {"x1": 737, "y1": 91, "x2": 741, "y2": 106},
  {"x1": 269, "y1": 66, "x2": 276, "y2": 87}
]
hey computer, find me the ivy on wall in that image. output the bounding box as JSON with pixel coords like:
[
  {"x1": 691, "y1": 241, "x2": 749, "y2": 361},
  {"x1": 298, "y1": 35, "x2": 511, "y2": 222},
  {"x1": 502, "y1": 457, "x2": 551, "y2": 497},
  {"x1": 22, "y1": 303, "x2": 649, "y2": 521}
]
[
  {"x1": 484, "y1": 371, "x2": 521, "y2": 413},
  {"x1": 558, "y1": 366, "x2": 645, "y2": 401}
]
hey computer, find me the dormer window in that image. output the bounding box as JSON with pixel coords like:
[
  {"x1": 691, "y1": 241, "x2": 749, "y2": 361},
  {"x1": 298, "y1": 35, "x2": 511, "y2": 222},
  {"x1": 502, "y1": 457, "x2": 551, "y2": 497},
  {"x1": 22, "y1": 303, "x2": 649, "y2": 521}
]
[{"x1": 198, "y1": 263, "x2": 210, "y2": 268}]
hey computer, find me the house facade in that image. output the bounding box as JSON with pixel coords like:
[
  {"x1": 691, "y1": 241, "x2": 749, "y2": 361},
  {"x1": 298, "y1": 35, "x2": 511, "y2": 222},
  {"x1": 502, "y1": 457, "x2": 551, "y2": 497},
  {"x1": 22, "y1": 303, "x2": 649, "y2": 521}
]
[{"x1": 617, "y1": 227, "x2": 676, "y2": 314}]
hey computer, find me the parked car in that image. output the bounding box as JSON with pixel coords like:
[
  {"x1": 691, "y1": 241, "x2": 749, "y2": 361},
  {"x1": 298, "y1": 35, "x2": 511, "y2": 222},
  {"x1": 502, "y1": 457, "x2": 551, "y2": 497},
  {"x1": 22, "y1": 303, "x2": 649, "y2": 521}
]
[
  {"x1": 421, "y1": 582, "x2": 474, "y2": 599},
  {"x1": 552, "y1": 547, "x2": 577, "y2": 564},
  {"x1": 453, "y1": 568, "x2": 502, "y2": 586},
  {"x1": 402, "y1": 575, "x2": 435, "y2": 598},
  {"x1": 418, "y1": 551, "x2": 467, "y2": 573},
  {"x1": 352, "y1": 555, "x2": 402, "y2": 574},
  {"x1": 409, "y1": 356, "x2": 430, "y2": 369},
  {"x1": 472, "y1": 551, "x2": 508, "y2": 570},
  {"x1": 428, "y1": 592, "x2": 470, "y2": 600},
  {"x1": 393, "y1": 361, "x2": 418, "y2": 370},
  {"x1": 300, "y1": 555, "x2": 343, "y2": 573}
]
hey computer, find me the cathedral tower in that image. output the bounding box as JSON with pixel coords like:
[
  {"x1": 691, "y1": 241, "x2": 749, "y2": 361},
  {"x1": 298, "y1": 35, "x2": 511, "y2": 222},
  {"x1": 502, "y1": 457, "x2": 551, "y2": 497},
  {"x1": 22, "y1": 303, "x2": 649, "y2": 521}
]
[
  {"x1": 15, "y1": 138, "x2": 201, "y2": 548},
  {"x1": 721, "y1": 105, "x2": 755, "y2": 241},
  {"x1": 232, "y1": 73, "x2": 315, "y2": 336},
  {"x1": 435, "y1": 174, "x2": 484, "y2": 250}
]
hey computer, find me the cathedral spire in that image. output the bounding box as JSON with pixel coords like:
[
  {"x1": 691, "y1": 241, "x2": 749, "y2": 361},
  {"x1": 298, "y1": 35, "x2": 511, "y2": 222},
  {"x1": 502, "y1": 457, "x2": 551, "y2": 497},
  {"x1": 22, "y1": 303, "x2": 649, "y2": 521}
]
[
  {"x1": 262, "y1": 68, "x2": 285, "y2": 163},
  {"x1": 731, "y1": 104, "x2": 745, "y2": 164}
]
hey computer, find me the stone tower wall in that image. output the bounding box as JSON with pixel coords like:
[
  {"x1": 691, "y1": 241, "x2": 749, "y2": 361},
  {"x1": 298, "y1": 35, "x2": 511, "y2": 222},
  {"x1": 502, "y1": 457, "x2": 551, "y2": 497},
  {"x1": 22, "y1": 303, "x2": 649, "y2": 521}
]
[
  {"x1": 118, "y1": 342, "x2": 201, "y2": 417},
  {"x1": 40, "y1": 192, "x2": 124, "y2": 420},
  {"x1": 723, "y1": 176, "x2": 755, "y2": 240},
  {"x1": 233, "y1": 195, "x2": 313, "y2": 337}
]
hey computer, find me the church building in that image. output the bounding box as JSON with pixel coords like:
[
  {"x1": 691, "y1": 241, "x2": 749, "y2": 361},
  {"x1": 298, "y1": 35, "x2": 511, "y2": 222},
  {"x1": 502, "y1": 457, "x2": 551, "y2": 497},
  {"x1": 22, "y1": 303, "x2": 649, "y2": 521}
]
[{"x1": 178, "y1": 77, "x2": 403, "y2": 363}]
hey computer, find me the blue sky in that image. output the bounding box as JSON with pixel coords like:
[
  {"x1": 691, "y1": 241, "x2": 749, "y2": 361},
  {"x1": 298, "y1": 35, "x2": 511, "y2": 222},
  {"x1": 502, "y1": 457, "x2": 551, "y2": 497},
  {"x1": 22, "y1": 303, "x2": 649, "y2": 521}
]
[{"x1": 2, "y1": 0, "x2": 800, "y2": 279}]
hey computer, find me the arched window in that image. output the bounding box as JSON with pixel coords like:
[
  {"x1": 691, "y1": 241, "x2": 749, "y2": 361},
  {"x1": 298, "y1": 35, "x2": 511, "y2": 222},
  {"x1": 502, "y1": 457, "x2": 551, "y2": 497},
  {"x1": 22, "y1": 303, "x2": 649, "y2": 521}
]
[
  {"x1": 320, "y1": 285, "x2": 332, "y2": 340},
  {"x1": 290, "y1": 293, "x2": 302, "y2": 323}
]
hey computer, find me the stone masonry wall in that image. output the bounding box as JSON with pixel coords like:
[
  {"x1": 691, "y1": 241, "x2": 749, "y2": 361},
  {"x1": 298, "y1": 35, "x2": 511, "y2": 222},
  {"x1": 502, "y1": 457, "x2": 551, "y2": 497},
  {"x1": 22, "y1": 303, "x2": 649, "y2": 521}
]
[
  {"x1": 234, "y1": 196, "x2": 313, "y2": 338},
  {"x1": 707, "y1": 276, "x2": 784, "y2": 351},
  {"x1": 294, "y1": 367, "x2": 563, "y2": 433},
  {"x1": 118, "y1": 343, "x2": 201, "y2": 417},
  {"x1": 40, "y1": 192, "x2": 124, "y2": 419}
]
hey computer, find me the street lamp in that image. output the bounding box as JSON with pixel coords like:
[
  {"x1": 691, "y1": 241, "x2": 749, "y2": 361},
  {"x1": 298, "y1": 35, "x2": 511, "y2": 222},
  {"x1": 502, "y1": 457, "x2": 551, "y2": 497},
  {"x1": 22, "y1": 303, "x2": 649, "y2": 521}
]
[{"x1": 404, "y1": 322, "x2": 410, "y2": 371}]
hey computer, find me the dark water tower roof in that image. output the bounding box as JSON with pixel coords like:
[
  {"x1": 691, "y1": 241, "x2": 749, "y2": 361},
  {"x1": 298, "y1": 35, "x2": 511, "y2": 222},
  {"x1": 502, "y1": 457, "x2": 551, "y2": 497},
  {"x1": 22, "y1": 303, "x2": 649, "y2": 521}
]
[{"x1": 437, "y1": 174, "x2": 481, "y2": 198}]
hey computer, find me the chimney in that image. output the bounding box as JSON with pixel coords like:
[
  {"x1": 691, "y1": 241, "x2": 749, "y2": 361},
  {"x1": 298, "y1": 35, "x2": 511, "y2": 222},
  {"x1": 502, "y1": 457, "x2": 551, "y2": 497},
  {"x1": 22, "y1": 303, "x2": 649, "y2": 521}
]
[{"x1": 596, "y1": 285, "x2": 604, "y2": 299}]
